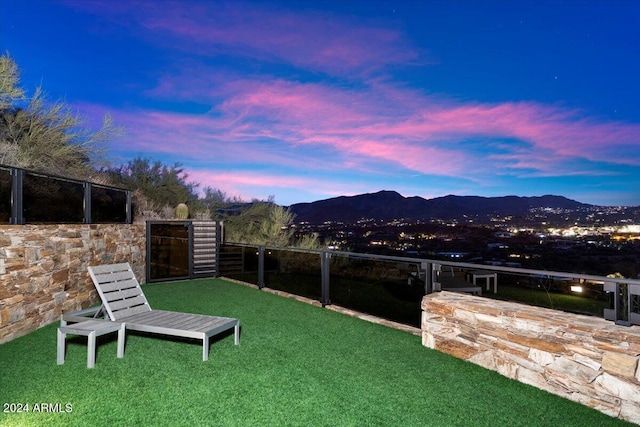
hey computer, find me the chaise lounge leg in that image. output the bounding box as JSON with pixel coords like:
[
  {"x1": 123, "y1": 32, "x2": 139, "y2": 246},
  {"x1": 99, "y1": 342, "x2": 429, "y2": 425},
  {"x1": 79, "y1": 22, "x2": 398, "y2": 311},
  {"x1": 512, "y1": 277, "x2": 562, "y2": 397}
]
[
  {"x1": 87, "y1": 331, "x2": 97, "y2": 369},
  {"x1": 234, "y1": 323, "x2": 240, "y2": 345},
  {"x1": 117, "y1": 323, "x2": 125, "y2": 358},
  {"x1": 57, "y1": 329, "x2": 65, "y2": 365},
  {"x1": 203, "y1": 336, "x2": 209, "y2": 361}
]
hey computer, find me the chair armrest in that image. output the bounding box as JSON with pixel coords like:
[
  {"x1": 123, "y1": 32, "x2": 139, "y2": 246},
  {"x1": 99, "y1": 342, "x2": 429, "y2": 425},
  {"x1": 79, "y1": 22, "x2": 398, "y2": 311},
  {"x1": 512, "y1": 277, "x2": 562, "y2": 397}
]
[{"x1": 61, "y1": 306, "x2": 106, "y2": 326}]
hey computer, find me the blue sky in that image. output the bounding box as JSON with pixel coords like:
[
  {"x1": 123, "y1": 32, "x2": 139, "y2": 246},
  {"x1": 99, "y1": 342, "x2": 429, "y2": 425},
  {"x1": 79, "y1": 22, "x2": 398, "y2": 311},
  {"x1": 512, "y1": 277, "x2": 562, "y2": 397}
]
[{"x1": 2, "y1": 0, "x2": 640, "y2": 206}]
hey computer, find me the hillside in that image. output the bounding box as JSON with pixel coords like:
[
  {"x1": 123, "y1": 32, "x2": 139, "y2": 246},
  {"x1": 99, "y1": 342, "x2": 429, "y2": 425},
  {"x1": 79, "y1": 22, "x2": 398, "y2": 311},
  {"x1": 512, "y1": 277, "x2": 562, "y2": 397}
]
[{"x1": 288, "y1": 190, "x2": 590, "y2": 223}]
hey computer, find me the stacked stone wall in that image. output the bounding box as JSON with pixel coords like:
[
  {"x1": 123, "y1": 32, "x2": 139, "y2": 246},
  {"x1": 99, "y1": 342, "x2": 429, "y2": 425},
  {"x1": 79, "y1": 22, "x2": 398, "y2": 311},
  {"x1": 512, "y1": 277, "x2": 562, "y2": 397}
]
[
  {"x1": 0, "y1": 224, "x2": 146, "y2": 343},
  {"x1": 422, "y1": 292, "x2": 640, "y2": 424}
]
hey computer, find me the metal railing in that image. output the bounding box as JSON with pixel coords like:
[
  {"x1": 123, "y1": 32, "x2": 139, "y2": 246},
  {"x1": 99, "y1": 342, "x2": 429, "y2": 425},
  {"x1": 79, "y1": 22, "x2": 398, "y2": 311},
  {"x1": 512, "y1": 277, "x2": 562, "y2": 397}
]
[
  {"x1": 0, "y1": 164, "x2": 131, "y2": 224},
  {"x1": 219, "y1": 242, "x2": 640, "y2": 328}
]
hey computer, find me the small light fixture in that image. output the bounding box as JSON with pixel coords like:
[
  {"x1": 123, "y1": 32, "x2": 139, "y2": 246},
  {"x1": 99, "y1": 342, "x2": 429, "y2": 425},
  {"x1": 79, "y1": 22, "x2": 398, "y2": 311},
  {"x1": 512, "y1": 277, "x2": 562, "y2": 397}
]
[{"x1": 570, "y1": 285, "x2": 583, "y2": 293}]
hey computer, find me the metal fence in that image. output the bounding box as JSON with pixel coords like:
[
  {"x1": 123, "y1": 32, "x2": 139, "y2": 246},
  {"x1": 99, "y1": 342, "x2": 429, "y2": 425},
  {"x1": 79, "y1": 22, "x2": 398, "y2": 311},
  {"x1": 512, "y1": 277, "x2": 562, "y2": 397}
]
[
  {"x1": 219, "y1": 242, "x2": 640, "y2": 328},
  {"x1": 0, "y1": 164, "x2": 131, "y2": 224},
  {"x1": 146, "y1": 220, "x2": 222, "y2": 282}
]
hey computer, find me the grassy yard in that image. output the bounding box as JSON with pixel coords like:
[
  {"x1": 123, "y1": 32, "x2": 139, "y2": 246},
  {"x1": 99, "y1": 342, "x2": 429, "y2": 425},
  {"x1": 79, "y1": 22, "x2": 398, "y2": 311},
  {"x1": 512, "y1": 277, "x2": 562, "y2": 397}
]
[
  {"x1": 0, "y1": 278, "x2": 632, "y2": 426},
  {"x1": 485, "y1": 284, "x2": 608, "y2": 316}
]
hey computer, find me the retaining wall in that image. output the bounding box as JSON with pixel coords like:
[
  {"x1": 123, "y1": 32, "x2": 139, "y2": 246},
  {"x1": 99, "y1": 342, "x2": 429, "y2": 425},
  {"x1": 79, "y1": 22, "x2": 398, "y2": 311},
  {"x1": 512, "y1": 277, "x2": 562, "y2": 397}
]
[
  {"x1": 421, "y1": 292, "x2": 640, "y2": 424},
  {"x1": 0, "y1": 224, "x2": 146, "y2": 343}
]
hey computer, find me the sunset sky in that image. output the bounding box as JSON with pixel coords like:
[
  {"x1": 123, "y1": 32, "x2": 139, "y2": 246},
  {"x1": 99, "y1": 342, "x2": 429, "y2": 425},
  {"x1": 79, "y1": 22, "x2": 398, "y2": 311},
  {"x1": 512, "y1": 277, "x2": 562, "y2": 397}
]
[{"x1": 2, "y1": 0, "x2": 639, "y2": 206}]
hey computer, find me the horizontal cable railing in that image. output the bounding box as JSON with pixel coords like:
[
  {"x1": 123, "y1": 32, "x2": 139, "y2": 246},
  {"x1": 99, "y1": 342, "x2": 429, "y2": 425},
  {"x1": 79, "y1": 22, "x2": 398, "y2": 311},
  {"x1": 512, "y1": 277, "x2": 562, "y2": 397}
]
[{"x1": 219, "y1": 242, "x2": 640, "y2": 328}]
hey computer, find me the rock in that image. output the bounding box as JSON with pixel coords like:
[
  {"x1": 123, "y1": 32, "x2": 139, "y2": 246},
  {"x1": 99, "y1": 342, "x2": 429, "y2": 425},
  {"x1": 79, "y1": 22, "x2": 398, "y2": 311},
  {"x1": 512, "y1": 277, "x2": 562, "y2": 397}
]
[
  {"x1": 469, "y1": 349, "x2": 497, "y2": 371},
  {"x1": 517, "y1": 366, "x2": 554, "y2": 394},
  {"x1": 495, "y1": 354, "x2": 520, "y2": 379},
  {"x1": 602, "y1": 351, "x2": 639, "y2": 380},
  {"x1": 619, "y1": 400, "x2": 640, "y2": 424},
  {"x1": 572, "y1": 353, "x2": 602, "y2": 371},
  {"x1": 593, "y1": 372, "x2": 640, "y2": 402},
  {"x1": 8, "y1": 307, "x2": 25, "y2": 323},
  {"x1": 529, "y1": 348, "x2": 555, "y2": 366},
  {"x1": 547, "y1": 356, "x2": 600, "y2": 384},
  {"x1": 435, "y1": 338, "x2": 480, "y2": 359},
  {"x1": 507, "y1": 333, "x2": 566, "y2": 354}
]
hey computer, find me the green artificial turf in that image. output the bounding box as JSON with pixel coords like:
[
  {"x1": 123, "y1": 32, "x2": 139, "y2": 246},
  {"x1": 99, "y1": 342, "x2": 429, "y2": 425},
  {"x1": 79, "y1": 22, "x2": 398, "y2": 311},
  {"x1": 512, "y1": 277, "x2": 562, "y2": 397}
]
[
  {"x1": 486, "y1": 285, "x2": 608, "y2": 316},
  {"x1": 0, "y1": 278, "x2": 632, "y2": 426}
]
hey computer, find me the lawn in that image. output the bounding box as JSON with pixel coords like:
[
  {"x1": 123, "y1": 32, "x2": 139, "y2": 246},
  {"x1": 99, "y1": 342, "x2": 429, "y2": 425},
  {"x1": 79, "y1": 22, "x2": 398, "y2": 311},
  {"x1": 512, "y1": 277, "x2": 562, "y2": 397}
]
[
  {"x1": 0, "y1": 278, "x2": 632, "y2": 426},
  {"x1": 485, "y1": 284, "x2": 608, "y2": 316}
]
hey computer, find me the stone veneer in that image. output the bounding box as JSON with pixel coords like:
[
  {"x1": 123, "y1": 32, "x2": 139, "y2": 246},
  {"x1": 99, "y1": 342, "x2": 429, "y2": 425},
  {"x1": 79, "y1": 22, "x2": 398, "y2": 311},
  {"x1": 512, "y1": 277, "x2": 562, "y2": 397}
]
[
  {"x1": 0, "y1": 224, "x2": 146, "y2": 343},
  {"x1": 422, "y1": 292, "x2": 640, "y2": 424}
]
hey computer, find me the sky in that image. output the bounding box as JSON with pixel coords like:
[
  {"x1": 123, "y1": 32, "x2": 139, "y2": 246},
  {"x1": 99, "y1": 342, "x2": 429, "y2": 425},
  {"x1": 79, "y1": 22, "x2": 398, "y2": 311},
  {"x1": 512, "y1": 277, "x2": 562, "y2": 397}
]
[{"x1": 2, "y1": 0, "x2": 640, "y2": 207}]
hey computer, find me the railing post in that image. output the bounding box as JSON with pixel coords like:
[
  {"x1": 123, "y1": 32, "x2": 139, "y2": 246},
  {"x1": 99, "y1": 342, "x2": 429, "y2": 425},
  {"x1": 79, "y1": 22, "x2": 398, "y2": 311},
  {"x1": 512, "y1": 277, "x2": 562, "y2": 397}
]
[
  {"x1": 187, "y1": 221, "x2": 194, "y2": 279},
  {"x1": 258, "y1": 246, "x2": 265, "y2": 289},
  {"x1": 603, "y1": 282, "x2": 616, "y2": 322},
  {"x1": 126, "y1": 190, "x2": 132, "y2": 224},
  {"x1": 431, "y1": 263, "x2": 442, "y2": 292},
  {"x1": 630, "y1": 284, "x2": 640, "y2": 326},
  {"x1": 214, "y1": 222, "x2": 221, "y2": 278},
  {"x1": 616, "y1": 282, "x2": 631, "y2": 327},
  {"x1": 83, "y1": 182, "x2": 92, "y2": 224},
  {"x1": 422, "y1": 261, "x2": 434, "y2": 294},
  {"x1": 605, "y1": 282, "x2": 633, "y2": 327},
  {"x1": 320, "y1": 251, "x2": 331, "y2": 307},
  {"x1": 10, "y1": 167, "x2": 24, "y2": 225}
]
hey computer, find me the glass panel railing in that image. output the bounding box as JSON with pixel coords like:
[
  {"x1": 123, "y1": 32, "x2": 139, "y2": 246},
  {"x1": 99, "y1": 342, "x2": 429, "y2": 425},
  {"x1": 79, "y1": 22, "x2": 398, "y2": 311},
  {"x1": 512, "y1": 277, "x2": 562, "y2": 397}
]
[
  {"x1": 23, "y1": 172, "x2": 84, "y2": 223},
  {"x1": 464, "y1": 270, "x2": 608, "y2": 317},
  {"x1": 148, "y1": 222, "x2": 190, "y2": 281},
  {"x1": 0, "y1": 167, "x2": 10, "y2": 223},
  {"x1": 263, "y1": 249, "x2": 322, "y2": 300},
  {"x1": 219, "y1": 244, "x2": 260, "y2": 285},
  {"x1": 219, "y1": 243, "x2": 640, "y2": 327},
  {"x1": 329, "y1": 255, "x2": 424, "y2": 327},
  {"x1": 0, "y1": 164, "x2": 131, "y2": 224},
  {"x1": 91, "y1": 185, "x2": 128, "y2": 223}
]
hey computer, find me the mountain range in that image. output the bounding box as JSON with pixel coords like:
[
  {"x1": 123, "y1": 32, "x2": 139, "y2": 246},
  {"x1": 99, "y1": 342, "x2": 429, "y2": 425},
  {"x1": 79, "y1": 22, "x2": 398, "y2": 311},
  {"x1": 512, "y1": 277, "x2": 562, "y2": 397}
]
[{"x1": 288, "y1": 190, "x2": 592, "y2": 223}]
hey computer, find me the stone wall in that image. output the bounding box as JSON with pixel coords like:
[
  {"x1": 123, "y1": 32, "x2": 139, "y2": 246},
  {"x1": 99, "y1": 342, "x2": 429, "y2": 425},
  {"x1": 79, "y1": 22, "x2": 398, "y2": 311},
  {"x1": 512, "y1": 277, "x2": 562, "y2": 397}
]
[
  {"x1": 0, "y1": 224, "x2": 146, "y2": 343},
  {"x1": 421, "y1": 292, "x2": 640, "y2": 424}
]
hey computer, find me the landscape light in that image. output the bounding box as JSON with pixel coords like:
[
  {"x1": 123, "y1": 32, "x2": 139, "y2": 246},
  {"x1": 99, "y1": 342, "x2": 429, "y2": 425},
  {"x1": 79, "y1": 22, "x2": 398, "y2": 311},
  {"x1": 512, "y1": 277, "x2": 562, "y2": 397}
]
[{"x1": 570, "y1": 285, "x2": 583, "y2": 293}]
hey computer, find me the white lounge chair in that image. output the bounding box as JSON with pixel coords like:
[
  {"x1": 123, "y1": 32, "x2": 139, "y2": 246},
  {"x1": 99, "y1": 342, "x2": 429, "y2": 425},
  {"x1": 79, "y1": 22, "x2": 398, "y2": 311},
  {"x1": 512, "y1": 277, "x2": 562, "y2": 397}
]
[{"x1": 88, "y1": 263, "x2": 239, "y2": 361}]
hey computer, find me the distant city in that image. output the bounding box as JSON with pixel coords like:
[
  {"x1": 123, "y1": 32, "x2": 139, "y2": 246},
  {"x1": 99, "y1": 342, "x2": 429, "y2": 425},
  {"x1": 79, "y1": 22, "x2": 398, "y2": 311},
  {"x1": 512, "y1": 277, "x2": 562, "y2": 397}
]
[{"x1": 290, "y1": 192, "x2": 640, "y2": 279}]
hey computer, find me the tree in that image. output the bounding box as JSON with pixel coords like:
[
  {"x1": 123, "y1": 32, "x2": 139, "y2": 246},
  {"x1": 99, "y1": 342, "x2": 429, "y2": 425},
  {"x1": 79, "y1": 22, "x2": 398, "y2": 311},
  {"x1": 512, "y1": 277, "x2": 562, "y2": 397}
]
[
  {"x1": 223, "y1": 199, "x2": 319, "y2": 249},
  {"x1": 0, "y1": 53, "x2": 119, "y2": 178},
  {"x1": 0, "y1": 54, "x2": 25, "y2": 109},
  {"x1": 0, "y1": 55, "x2": 312, "y2": 248},
  {"x1": 192, "y1": 186, "x2": 243, "y2": 220},
  {"x1": 104, "y1": 157, "x2": 200, "y2": 220}
]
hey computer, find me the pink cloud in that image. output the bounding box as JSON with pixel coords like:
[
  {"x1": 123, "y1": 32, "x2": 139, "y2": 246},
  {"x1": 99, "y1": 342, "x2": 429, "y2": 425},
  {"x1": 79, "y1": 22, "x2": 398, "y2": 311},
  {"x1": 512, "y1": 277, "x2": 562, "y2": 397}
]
[
  {"x1": 56, "y1": 0, "x2": 640, "y2": 206},
  {"x1": 65, "y1": 0, "x2": 422, "y2": 77},
  {"x1": 88, "y1": 72, "x2": 640, "y2": 184},
  {"x1": 145, "y1": 4, "x2": 421, "y2": 75},
  {"x1": 184, "y1": 169, "x2": 360, "y2": 203},
  {"x1": 206, "y1": 78, "x2": 640, "y2": 172},
  {"x1": 417, "y1": 103, "x2": 640, "y2": 165}
]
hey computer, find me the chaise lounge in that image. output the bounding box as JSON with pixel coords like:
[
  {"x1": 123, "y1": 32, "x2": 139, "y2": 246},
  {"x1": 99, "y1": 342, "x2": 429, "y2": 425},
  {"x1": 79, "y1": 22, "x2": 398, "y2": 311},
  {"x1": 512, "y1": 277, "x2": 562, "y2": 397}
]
[{"x1": 88, "y1": 263, "x2": 239, "y2": 361}]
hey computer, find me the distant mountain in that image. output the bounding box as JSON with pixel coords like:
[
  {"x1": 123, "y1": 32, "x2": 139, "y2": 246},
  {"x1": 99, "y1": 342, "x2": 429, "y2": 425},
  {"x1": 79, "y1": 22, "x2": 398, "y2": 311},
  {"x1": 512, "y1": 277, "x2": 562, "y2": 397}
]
[{"x1": 288, "y1": 190, "x2": 592, "y2": 223}]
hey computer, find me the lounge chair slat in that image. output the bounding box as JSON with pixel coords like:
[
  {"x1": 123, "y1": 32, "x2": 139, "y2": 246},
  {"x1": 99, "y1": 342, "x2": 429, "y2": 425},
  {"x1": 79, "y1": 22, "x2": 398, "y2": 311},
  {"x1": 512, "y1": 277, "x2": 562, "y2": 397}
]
[
  {"x1": 89, "y1": 263, "x2": 131, "y2": 274},
  {"x1": 95, "y1": 269, "x2": 136, "y2": 280},
  {"x1": 112, "y1": 304, "x2": 151, "y2": 320},
  {"x1": 102, "y1": 287, "x2": 142, "y2": 301},
  {"x1": 98, "y1": 279, "x2": 140, "y2": 293},
  {"x1": 108, "y1": 295, "x2": 148, "y2": 311}
]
